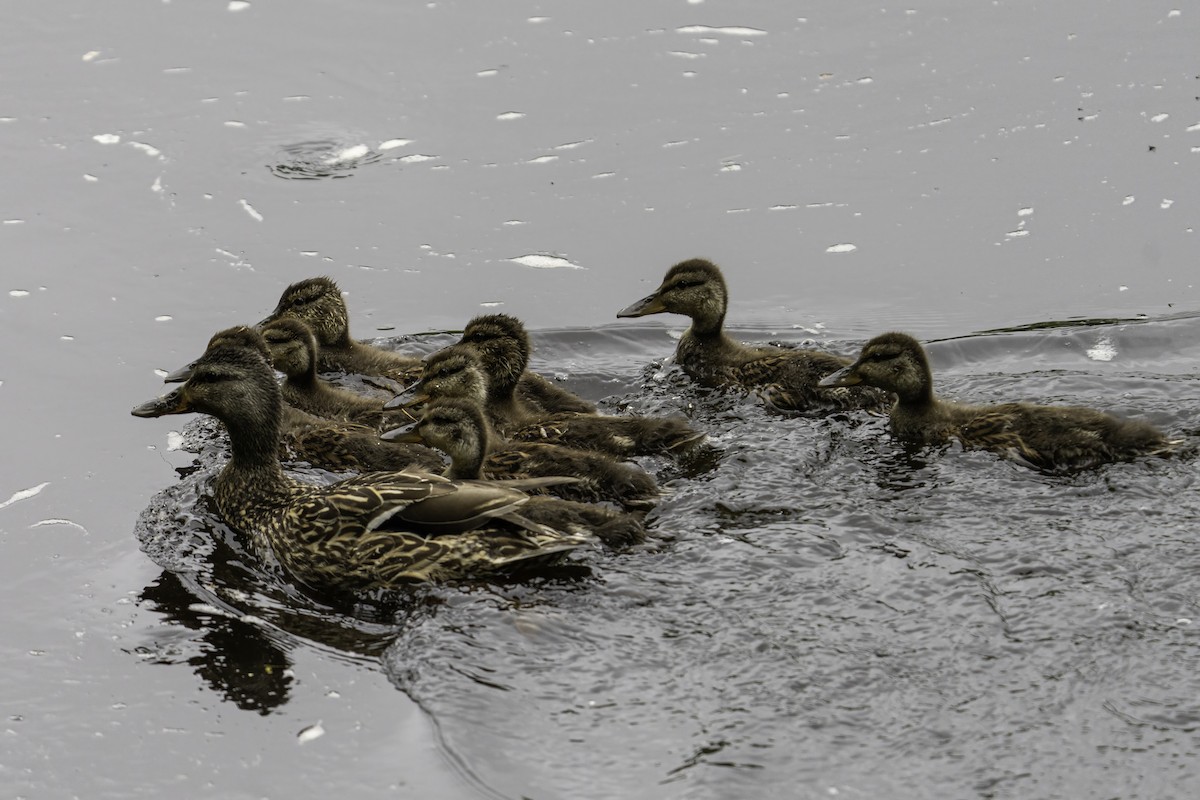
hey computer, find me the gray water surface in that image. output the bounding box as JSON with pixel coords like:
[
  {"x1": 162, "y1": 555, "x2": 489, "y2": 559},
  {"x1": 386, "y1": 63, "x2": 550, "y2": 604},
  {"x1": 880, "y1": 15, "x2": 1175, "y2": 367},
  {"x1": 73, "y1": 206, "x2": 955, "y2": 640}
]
[{"x1": 3, "y1": 2, "x2": 1199, "y2": 798}]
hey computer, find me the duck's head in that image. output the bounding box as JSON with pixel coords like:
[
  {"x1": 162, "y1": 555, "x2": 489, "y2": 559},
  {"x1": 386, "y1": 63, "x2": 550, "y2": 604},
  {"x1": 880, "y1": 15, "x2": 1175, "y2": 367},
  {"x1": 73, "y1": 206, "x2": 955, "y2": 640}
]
[
  {"x1": 818, "y1": 332, "x2": 932, "y2": 404},
  {"x1": 617, "y1": 258, "x2": 729, "y2": 329},
  {"x1": 456, "y1": 313, "x2": 530, "y2": 391},
  {"x1": 134, "y1": 344, "x2": 281, "y2": 426},
  {"x1": 164, "y1": 325, "x2": 269, "y2": 383},
  {"x1": 261, "y1": 317, "x2": 319, "y2": 380},
  {"x1": 257, "y1": 276, "x2": 351, "y2": 349},
  {"x1": 386, "y1": 346, "x2": 489, "y2": 410},
  {"x1": 383, "y1": 398, "x2": 489, "y2": 466}
]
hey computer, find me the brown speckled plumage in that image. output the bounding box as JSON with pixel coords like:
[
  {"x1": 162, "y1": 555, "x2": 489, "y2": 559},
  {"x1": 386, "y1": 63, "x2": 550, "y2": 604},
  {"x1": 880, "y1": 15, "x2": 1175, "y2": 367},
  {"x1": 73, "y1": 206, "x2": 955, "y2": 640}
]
[{"x1": 132, "y1": 346, "x2": 592, "y2": 591}]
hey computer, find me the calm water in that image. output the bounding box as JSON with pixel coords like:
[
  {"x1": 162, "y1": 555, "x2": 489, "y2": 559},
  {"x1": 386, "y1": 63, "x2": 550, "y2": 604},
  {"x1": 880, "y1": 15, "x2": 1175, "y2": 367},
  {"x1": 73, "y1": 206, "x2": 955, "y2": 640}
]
[{"x1": 3, "y1": 2, "x2": 1199, "y2": 798}]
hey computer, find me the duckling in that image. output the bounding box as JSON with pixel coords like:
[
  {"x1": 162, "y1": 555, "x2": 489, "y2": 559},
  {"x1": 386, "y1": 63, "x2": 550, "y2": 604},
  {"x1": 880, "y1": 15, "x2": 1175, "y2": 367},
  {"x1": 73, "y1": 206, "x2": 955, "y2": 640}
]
[
  {"x1": 617, "y1": 258, "x2": 889, "y2": 412},
  {"x1": 819, "y1": 331, "x2": 1175, "y2": 470},
  {"x1": 132, "y1": 345, "x2": 592, "y2": 590},
  {"x1": 167, "y1": 326, "x2": 443, "y2": 473},
  {"x1": 261, "y1": 317, "x2": 416, "y2": 432},
  {"x1": 395, "y1": 346, "x2": 705, "y2": 459},
  {"x1": 385, "y1": 396, "x2": 660, "y2": 512},
  {"x1": 387, "y1": 398, "x2": 648, "y2": 548},
  {"x1": 257, "y1": 276, "x2": 422, "y2": 380},
  {"x1": 457, "y1": 313, "x2": 597, "y2": 414}
]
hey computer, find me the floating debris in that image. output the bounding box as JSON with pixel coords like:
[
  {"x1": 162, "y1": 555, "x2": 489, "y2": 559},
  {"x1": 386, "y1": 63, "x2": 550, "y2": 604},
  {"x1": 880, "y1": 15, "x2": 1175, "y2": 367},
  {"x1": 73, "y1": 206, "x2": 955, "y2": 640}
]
[
  {"x1": 297, "y1": 722, "x2": 325, "y2": 745},
  {"x1": 826, "y1": 243, "x2": 857, "y2": 253},
  {"x1": 508, "y1": 254, "x2": 584, "y2": 270},
  {"x1": 0, "y1": 482, "x2": 50, "y2": 511}
]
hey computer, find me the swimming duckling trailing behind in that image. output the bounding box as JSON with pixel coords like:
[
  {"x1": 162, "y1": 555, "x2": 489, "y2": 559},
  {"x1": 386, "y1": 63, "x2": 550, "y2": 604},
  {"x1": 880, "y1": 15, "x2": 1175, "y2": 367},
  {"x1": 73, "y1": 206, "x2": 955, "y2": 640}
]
[
  {"x1": 617, "y1": 258, "x2": 889, "y2": 412},
  {"x1": 819, "y1": 331, "x2": 1176, "y2": 471},
  {"x1": 387, "y1": 397, "x2": 648, "y2": 548},
  {"x1": 132, "y1": 345, "x2": 591, "y2": 591}
]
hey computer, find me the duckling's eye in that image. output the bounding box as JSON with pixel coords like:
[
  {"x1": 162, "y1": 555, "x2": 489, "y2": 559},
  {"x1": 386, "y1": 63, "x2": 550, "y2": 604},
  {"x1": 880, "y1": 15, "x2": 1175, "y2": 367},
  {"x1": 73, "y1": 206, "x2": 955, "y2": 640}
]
[
  {"x1": 673, "y1": 279, "x2": 701, "y2": 290},
  {"x1": 190, "y1": 371, "x2": 228, "y2": 384},
  {"x1": 867, "y1": 351, "x2": 895, "y2": 362},
  {"x1": 465, "y1": 331, "x2": 489, "y2": 343}
]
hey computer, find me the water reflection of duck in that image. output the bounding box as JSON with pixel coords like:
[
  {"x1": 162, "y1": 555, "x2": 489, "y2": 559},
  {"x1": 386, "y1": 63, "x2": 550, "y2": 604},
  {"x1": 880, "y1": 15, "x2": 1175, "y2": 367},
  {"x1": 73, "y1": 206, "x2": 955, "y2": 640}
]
[
  {"x1": 388, "y1": 393, "x2": 658, "y2": 512},
  {"x1": 617, "y1": 258, "x2": 889, "y2": 412},
  {"x1": 820, "y1": 331, "x2": 1176, "y2": 470},
  {"x1": 167, "y1": 325, "x2": 443, "y2": 473},
  {"x1": 132, "y1": 344, "x2": 592, "y2": 590},
  {"x1": 257, "y1": 276, "x2": 423, "y2": 379},
  {"x1": 448, "y1": 316, "x2": 705, "y2": 457}
]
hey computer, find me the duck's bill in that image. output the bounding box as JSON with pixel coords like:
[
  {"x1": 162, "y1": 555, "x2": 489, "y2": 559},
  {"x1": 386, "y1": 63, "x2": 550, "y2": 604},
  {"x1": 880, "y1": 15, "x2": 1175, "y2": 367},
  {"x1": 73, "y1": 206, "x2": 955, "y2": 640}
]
[
  {"x1": 616, "y1": 293, "x2": 667, "y2": 318},
  {"x1": 817, "y1": 365, "x2": 861, "y2": 388},
  {"x1": 254, "y1": 311, "x2": 280, "y2": 329},
  {"x1": 163, "y1": 359, "x2": 198, "y2": 384},
  {"x1": 380, "y1": 422, "x2": 425, "y2": 444},
  {"x1": 131, "y1": 388, "x2": 192, "y2": 418},
  {"x1": 383, "y1": 386, "x2": 428, "y2": 410}
]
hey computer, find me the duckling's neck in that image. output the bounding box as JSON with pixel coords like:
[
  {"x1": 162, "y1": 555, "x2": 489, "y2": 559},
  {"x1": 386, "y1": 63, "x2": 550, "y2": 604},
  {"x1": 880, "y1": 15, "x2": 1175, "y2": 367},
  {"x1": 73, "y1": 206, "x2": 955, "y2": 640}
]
[
  {"x1": 686, "y1": 307, "x2": 727, "y2": 338},
  {"x1": 445, "y1": 423, "x2": 494, "y2": 480}
]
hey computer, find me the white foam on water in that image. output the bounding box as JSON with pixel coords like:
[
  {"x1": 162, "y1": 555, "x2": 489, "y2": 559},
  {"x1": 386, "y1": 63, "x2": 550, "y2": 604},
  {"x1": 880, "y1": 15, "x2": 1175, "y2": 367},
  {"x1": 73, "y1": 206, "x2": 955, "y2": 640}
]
[{"x1": 508, "y1": 254, "x2": 584, "y2": 270}]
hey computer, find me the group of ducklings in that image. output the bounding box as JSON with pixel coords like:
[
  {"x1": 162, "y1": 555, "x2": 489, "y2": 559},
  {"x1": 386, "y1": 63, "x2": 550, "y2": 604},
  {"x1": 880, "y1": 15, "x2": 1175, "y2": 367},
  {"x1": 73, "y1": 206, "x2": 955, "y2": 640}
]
[{"x1": 133, "y1": 258, "x2": 1176, "y2": 595}]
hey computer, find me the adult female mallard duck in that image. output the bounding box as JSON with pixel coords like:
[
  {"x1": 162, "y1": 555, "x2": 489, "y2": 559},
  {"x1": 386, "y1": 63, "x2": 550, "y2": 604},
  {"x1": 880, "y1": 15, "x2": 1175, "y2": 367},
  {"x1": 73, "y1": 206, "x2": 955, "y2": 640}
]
[
  {"x1": 385, "y1": 396, "x2": 660, "y2": 512},
  {"x1": 164, "y1": 326, "x2": 443, "y2": 473},
  {"x1": 456, "y1": 313, "x2": 597, "y2": 414},
  {"x1": 617, "y1": 258, "x2": 888, "y2": 412},
  {"x1": 387, "y1": 398, "x2": 648, "y2": 548},
  {"x1": 132, "y1": 345, "x2": 592, "y2": 590},
  {"x1": 261, "y1": 317, "x2": 416, "y2": 432},
  {"x1": 394, "y1": 345, "x2": 705, "y2": 459},
  {"x1": 257, "y1": 276, "x2": 423, "y2": 380},
  {"x1": 819, "y1": 331, "x2": 1176, "y2": 470}
]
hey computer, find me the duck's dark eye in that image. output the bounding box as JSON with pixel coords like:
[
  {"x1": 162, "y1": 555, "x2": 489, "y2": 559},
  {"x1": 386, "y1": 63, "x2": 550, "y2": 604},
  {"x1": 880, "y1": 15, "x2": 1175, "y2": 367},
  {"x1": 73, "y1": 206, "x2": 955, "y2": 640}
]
[
  {"x1": 190, "y1": 371, "x2": 228, "y2": 384},
  {"x1": 867, "y1": 351, "x2": 894, "y2": 362}
]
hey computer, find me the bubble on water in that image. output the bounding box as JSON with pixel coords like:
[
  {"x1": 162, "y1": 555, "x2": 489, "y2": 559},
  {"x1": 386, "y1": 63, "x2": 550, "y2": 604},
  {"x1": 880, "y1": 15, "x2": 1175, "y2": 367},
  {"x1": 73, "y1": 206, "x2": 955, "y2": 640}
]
[
  {"x1": 826, "y1": 243, "x2": 857, "y2": 253},
  {"x1": 497, "y1": 112, "x2": 526, "y2": 121},
  {"x1": 508, "y1": 254, "x2": 584, "y2": 270},
  {"x1": 93, "y1": 134, "x2": 120, "y2": 145}
]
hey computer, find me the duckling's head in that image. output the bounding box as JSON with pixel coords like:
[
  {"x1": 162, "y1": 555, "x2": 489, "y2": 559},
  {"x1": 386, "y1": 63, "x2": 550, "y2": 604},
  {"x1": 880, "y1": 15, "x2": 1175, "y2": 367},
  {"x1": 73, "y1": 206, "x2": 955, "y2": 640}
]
[
  {"x1": 258, "y1": 276, "x2": 351, "y2": 348},
  {"x1": 617, "y1": 258, "x2": 729, "y2": 331},
  {"x1": 456, "y1": 314, "x2": 531, "y2": 391},
  {"x1": 164, "y1": 325, "x2": 269, "y2": 383},
  {"x1": 416, "y1": 346, "x2": 490, "y2": 405},
  {"x1": 818, "y1": 332, "x2": 932, "y2": 404},
  {"x1": 390, "y1": 397, "x2": 489, "y2": 465},
  {"x1": 134, "y1": 345, "x2": 282, "y2": 431},
  {"x1": 261, "y1": 317, "x2": 319, "y2": 380}
]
